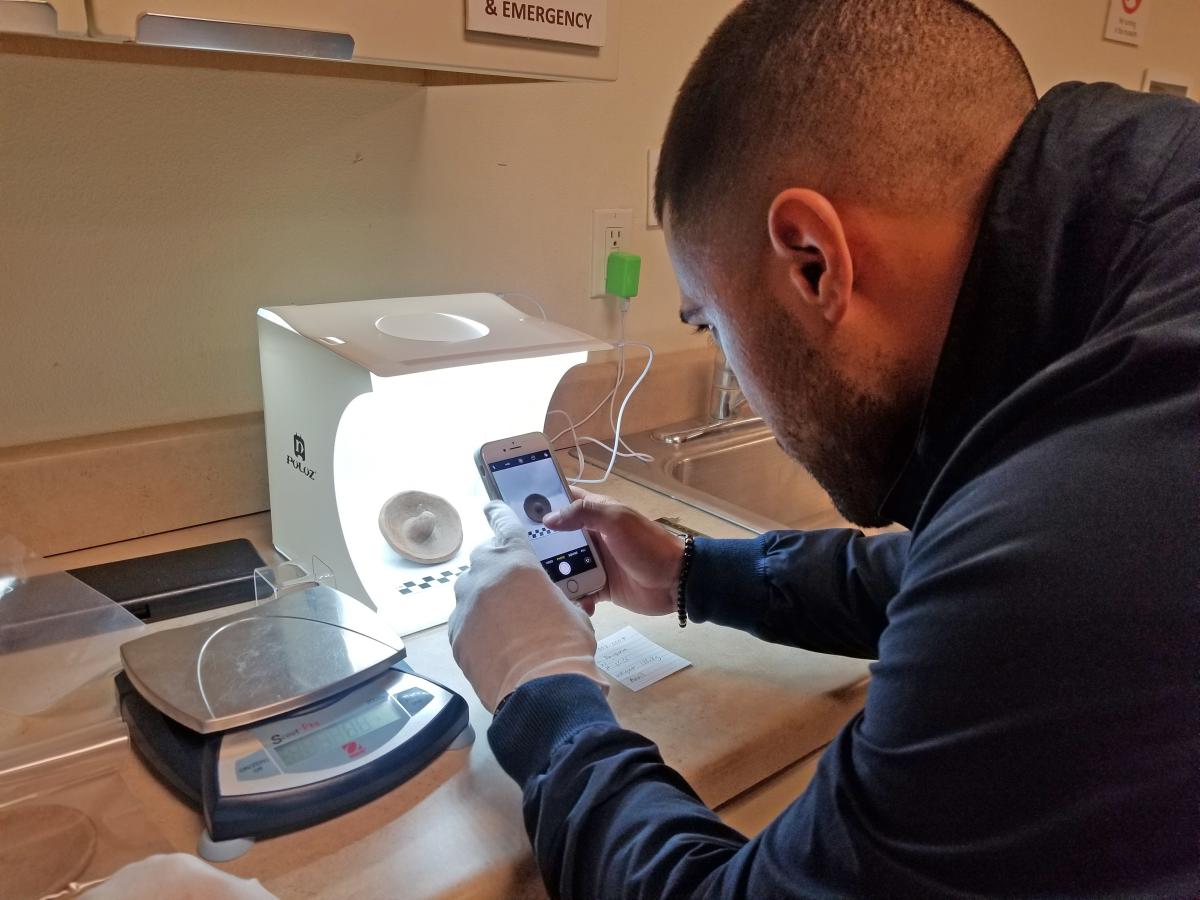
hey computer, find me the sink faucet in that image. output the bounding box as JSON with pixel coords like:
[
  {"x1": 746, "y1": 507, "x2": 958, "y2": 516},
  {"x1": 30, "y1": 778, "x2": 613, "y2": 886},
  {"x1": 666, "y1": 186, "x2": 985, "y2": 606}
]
[
  {"x1": 652, "y1": 345, "x2": 760, "y2": 445},
  {"x1": 709, "y1": 346, "x2": 744, "y2": 421}
]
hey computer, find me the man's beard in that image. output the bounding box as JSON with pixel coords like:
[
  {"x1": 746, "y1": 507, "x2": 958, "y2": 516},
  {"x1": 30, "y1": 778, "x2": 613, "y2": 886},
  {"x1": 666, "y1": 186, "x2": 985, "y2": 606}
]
[{"x1": 740, "y1": 307, "x2": 922, "y2": 528}]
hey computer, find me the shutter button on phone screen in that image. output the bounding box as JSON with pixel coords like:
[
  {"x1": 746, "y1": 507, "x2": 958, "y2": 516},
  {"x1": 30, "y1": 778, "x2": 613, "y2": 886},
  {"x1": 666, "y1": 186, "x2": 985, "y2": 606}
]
[{"x1": 558, "y1": 561, "x2": 572, "y2": 576}]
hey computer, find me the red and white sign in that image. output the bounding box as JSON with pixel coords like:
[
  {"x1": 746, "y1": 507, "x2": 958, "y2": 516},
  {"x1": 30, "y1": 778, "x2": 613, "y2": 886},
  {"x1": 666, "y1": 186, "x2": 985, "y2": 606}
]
[
  {"x1": 1105, "y1": 0, "x2": 1149, "y2": 46},
  {"x1": 465, "y1": 0, "x2": 607, "y2": 48}
]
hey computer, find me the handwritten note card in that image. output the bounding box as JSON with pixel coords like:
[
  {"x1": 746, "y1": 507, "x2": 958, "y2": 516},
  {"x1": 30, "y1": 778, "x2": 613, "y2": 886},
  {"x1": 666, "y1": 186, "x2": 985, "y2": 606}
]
[{"x1": 595, "y1": 626, "x2": 691, "y2": 691}]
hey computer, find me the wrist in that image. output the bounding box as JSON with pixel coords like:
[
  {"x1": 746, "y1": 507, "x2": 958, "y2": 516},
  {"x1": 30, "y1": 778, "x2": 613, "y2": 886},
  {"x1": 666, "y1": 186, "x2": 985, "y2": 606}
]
[
  {"x1": 666, "y1": 531, "x2": 687, "y2": 606},
  {"x1": 502, "y1": 656, "x2": 610, "y2": 705},
  {"x1": 685, "y1": 534, "x2": 770, "y2": 626},
  {"x1": 489, "y1": 674, "x2": 616, "y2": 787}
]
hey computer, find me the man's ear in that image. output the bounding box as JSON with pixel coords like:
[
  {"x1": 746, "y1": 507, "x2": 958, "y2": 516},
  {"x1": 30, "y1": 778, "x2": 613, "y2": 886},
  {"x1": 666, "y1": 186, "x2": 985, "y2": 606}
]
[{"x1": 766, "y1": 188, "x2": 853, "y2": 325}]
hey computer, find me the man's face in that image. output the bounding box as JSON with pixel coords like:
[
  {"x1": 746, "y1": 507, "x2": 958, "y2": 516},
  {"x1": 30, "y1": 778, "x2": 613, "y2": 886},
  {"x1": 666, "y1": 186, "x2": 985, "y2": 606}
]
[{"x1": 668, "y1": 227, "x2": 920, "y2": 528}]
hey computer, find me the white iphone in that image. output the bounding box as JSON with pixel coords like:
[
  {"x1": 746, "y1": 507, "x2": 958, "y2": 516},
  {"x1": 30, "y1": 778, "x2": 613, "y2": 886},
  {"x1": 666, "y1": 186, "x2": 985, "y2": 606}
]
[{"x1": 474, "y1": 432, "x2": 608, "y2": 601}]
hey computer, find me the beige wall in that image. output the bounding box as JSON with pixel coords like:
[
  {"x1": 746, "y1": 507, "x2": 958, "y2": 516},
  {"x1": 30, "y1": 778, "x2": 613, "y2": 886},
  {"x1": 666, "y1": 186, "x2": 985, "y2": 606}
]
[
  {"x1": 2, "y1": 0, "x2": 1198, "y2": 448},
  {"x1": 978, "y1": 0, "x2": 1200, "y2": 96}
]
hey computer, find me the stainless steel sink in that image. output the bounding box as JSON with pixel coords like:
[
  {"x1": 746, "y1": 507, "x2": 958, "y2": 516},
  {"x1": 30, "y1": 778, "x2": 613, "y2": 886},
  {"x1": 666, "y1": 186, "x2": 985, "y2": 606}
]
[{"x1": 584, "y1": 419, "x2": 852, "y2": 534}]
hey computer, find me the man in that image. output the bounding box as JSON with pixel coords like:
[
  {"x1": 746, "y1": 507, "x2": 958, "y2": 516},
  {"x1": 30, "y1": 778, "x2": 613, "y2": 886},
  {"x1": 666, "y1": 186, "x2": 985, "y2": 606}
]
[{"x1": 449, "y1": 0, "x2": 1199, "y2": 896}]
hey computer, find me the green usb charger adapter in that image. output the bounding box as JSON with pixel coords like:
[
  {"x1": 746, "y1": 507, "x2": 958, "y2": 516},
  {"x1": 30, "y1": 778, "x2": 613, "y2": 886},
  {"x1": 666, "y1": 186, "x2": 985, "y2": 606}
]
[{"x1": 605, "y1": 251, "x2": 641, "y2": 301}]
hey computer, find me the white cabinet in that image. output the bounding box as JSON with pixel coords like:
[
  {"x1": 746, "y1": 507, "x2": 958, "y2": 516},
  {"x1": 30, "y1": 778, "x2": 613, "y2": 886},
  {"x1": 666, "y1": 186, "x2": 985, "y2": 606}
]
[{"x1": 84, "y1": 0, "x2": 619, "y2": 82}]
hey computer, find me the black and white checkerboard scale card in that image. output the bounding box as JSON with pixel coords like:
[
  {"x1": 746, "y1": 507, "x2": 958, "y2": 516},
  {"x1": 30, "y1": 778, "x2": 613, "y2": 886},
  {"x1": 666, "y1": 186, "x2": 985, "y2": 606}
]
[
  {"x1": 397, "y1": 564, "x2": 470, "y2": 596},
  {"x1": 527, "y1": 527, "x2": 553, "y2": 539}
]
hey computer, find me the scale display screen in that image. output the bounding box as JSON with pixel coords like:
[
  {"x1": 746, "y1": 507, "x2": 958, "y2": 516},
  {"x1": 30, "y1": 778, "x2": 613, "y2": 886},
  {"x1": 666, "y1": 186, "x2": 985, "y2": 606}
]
[{"x1": 273, "y1": 700, "x2": 407, "y2": 768}]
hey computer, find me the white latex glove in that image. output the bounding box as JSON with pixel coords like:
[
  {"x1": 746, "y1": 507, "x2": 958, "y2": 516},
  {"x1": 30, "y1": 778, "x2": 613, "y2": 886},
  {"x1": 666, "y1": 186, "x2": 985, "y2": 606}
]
[
  {"x1": 448, "y1": 501, "x2": 609, "y2": 712},
  {"x1": 85, "y1": 853, "x2": 276, "y2": 899}
]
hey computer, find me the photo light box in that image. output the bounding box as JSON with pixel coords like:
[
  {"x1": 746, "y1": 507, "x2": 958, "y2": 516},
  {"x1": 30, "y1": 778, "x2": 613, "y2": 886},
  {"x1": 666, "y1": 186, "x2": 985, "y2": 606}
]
[{"x1": 257, "y1": 294, "x2": 607, "y2": 636}]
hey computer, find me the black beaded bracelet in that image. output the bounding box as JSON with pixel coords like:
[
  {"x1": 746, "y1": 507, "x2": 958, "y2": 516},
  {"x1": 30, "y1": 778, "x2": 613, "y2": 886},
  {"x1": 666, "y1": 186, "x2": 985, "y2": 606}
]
[{"x1": 676, "y1": 534, "x2": 695, "y2": 628}]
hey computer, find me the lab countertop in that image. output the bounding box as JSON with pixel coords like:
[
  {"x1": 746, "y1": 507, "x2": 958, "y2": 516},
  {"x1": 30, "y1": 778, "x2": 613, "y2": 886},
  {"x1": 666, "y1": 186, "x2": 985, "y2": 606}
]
[{"x1": 37, "y1": 471, "x2": 870, "y2": 899}]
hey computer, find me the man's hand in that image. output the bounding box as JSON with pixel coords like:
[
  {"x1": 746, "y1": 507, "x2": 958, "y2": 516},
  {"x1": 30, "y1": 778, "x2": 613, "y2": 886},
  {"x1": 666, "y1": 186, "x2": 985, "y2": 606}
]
[
  {"x1": 448, "y1": 501, "x2": 609, "y2": 712},
  {"x1": 543, "y1": 488, "x2": 684, "y2": 617}
]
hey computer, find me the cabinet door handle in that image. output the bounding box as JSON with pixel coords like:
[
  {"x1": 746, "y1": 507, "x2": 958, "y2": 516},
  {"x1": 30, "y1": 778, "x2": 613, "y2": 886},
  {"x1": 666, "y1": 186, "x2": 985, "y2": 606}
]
[{"x1": 136, "y1": 13, "x2": 354, "y2": 61}]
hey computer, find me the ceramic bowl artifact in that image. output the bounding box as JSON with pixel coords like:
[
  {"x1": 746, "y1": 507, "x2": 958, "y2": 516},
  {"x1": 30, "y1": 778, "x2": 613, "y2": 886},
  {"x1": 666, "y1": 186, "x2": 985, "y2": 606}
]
[
  {"x1": 378, "y1": 491, "x2": 464, "y2": 564},
  {"x1": 523, "y1": 493, "x2": 552, "y2": 524}
]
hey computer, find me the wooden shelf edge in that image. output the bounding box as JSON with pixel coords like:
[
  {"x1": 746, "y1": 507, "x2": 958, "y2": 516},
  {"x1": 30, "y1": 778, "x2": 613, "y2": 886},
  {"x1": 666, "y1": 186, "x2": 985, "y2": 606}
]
[{"x1": 0, "y1": 32, "x2": 539, "y2": 85}]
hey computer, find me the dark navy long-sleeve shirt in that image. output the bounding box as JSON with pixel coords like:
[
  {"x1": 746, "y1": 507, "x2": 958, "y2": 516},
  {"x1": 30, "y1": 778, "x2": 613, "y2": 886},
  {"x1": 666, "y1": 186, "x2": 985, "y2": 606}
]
[{"x1": 487, "y1": 83, "x2": 1200, "y2": 899}]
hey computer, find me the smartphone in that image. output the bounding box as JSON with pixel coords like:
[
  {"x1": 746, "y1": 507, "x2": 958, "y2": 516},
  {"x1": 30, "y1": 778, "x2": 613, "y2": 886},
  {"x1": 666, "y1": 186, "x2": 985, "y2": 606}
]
[{"x1": 475, "y1": 432, "x2": 608, "y2": 601}]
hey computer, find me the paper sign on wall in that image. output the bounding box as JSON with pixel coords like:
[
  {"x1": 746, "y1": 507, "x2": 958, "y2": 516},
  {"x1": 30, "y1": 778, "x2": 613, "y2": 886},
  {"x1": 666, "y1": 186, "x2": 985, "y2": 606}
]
[
  {"x1": 1104, "y1": 0, "x2": 1149, "y2": 46},
  {"x1": 465, "y1": 0, "x2": 607, "y2": 48}
]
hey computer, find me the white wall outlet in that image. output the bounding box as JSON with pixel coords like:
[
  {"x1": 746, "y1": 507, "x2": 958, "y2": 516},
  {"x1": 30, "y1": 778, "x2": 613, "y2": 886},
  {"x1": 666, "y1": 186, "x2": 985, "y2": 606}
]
[{"x1": 591, "y1": 208, "x2": 633, "y2": 298}]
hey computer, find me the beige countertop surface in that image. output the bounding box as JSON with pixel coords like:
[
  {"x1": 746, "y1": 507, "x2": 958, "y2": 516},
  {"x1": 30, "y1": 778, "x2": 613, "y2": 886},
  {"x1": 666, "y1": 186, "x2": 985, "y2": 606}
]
[{"x1": 15, "y1": 469, "x2": 869, "y2": 899}]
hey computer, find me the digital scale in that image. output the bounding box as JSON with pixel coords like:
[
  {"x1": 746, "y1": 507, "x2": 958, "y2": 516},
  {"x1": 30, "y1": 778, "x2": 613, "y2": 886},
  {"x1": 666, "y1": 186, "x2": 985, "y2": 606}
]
[{"x1": 116, "y1": 582, "x2": 469, "y2": 860}]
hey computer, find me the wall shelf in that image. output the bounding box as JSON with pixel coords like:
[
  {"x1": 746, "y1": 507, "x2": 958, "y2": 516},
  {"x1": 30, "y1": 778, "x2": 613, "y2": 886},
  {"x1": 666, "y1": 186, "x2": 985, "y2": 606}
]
[
  {"x1": 0, "y1": 32, "x2": 537, "y2": 85},
  {"x1": 0, "y1": 0, "x2": 619, "y2": 84}
]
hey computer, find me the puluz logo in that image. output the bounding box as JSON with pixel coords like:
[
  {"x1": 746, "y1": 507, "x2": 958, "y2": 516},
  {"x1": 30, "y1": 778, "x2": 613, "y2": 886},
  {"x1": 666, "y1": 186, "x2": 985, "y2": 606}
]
[{"x1": 286, "y1": 432, "x2": 316, "y2": 481}]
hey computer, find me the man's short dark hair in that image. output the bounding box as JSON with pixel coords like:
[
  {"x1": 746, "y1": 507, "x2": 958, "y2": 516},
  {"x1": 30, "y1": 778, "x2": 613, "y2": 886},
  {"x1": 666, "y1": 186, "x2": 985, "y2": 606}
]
[{"x1": 656, "y1": 0, "x2": 1036, "y2": 236}]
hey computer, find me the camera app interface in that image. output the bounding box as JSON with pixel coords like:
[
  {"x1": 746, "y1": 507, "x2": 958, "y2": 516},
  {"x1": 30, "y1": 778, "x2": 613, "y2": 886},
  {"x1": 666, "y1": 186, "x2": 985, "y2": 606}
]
[{"x1": 489, "y1": 450, "x2": 597, "y2": 583}]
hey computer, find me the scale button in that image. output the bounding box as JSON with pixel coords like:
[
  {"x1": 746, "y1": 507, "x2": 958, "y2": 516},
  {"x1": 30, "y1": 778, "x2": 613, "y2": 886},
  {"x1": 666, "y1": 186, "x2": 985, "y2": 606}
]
[
  {"x1": 235, "y1": 750, "x2": 279, "y2": 781},
  {"x1": 396, "y1": 687, "x2": 433, "y2": 715}
]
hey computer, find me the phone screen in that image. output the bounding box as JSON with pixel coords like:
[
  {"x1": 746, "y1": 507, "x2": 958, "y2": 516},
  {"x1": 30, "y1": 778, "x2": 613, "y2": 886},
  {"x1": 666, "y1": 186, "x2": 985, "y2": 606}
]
[{"x1": 488, "y1": 449, "x2": 598, "y2": 583}]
